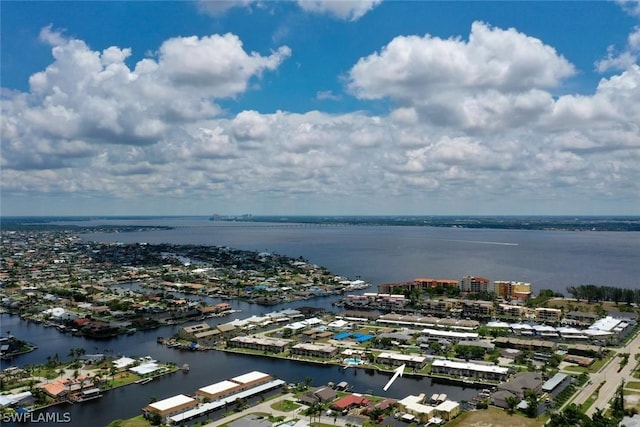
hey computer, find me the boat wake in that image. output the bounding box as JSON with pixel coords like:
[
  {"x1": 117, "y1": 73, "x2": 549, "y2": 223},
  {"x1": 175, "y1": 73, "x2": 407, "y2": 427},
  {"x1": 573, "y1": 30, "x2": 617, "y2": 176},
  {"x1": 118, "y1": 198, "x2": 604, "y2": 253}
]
[{"x1": 441, "y1": 239, "x2": 518, "y2": 246}]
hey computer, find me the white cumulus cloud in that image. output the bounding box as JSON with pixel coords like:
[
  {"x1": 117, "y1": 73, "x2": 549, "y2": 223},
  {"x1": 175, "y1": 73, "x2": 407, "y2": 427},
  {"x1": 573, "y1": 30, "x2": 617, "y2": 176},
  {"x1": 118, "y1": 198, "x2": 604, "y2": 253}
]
[{"x1": 297, "y1": 0, "x2": 382, "y2": 21}]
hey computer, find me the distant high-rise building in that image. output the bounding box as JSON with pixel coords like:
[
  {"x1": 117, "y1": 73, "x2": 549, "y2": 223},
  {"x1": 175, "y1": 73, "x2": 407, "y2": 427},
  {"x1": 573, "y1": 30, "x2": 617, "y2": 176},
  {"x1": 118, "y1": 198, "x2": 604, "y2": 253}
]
[{"x1": 459, "y1": 276, "x2": 490, "y2": 293}]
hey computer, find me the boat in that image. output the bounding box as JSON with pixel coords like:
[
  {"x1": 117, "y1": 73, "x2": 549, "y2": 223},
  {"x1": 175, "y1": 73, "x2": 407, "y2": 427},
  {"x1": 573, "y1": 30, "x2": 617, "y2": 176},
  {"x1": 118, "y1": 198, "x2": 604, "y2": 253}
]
[
  {"x1": 135, "y1": 378, "x2": 153, "y2": 385},
  {"x1": 182, "y1": 363, "x2": 190, "y2": 373}
]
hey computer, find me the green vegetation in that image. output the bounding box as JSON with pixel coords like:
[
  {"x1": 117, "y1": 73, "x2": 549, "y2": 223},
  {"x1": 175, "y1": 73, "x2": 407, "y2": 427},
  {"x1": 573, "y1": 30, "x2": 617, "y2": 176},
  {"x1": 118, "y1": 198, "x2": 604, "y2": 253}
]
[
  {"x1": 271, "y1": 399, "x2": 301, "y2": 412},
  {"x1": 566, "y1": 284, "x2": 640, "y2": 305}
]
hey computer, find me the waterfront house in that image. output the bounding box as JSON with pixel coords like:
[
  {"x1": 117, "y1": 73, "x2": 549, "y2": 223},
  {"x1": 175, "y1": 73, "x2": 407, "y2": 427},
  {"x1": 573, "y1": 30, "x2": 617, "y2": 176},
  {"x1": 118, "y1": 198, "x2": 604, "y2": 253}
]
[
  {"x1": 491, "y1": 390, "x2": 518, "y2": 409},
  {"x1": 397, "y1": 394, "x2": 436, "y2": 423},
  {"x1": 497, "y1": 372, "x2": 544, "y2": 399},
  {"x1": 298, "y1": 386, "x2": 337, "y2": 405},
  {"x1": 112, "y1": 356, "x2": 136, "y2": 370},
  {"x1": 193, "y1": 328, "x2": 221, "y2": 345},
  {"x1": 41, "y1": 380, "x2": 68, "y2": 398},
  {"x1": 179, "y1": 322, "x2": 212, "y2": 340},
  {"x1": 331, "y1": 393, "x2": 371, "y2": 412},
  {"x1": 129, "y1": 361, "x2": 162, "y2": 378},
  {"x1": 435, "y1": 400, "x2": 461, "y2": 421},
  {"x1": 0, "y1": 391, "x2": 34, "y2": 409},
  {"x1": 217, "y1": 323, "x2": 237, "y2": 337}
]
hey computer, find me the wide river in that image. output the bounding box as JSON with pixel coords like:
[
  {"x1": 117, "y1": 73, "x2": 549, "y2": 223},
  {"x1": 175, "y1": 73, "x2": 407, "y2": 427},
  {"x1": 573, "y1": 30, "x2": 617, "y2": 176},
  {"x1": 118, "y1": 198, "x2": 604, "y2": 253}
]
[{"x1": 2, "y1": 218, "x2": 639, "y2": 426}]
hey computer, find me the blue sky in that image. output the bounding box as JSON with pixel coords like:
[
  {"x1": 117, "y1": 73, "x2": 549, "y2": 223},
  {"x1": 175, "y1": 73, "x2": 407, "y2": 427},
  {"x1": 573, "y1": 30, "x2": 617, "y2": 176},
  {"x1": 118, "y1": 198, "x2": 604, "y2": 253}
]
[{"x1": 1, "y1": 1, "x2": 639, "y2": 216}]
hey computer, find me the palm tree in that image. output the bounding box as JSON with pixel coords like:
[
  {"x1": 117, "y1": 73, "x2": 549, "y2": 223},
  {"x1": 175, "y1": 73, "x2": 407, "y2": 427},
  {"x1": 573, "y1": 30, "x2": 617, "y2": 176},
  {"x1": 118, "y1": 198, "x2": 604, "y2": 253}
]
[
  {"x1": 109, "y1": 366, "x2": 118, "y2": 386},
  {"x1": 505, "y1": 395, "x2": 519, "y2": 415}
]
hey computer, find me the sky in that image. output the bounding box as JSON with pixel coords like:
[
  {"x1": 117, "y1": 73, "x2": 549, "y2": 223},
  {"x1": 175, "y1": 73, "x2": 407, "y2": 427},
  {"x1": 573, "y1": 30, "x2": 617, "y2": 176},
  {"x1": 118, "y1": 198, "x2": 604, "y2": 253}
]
[{"x1": 1, "y1": 1, "x2": 639, "y2": 216}]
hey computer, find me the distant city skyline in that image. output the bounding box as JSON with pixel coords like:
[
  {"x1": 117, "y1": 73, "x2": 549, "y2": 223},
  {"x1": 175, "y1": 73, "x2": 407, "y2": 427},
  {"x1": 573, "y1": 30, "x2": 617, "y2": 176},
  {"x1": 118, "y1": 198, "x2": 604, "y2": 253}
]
[{"x1": 1, "y1": 1, "x2": 639, "y2": 216}]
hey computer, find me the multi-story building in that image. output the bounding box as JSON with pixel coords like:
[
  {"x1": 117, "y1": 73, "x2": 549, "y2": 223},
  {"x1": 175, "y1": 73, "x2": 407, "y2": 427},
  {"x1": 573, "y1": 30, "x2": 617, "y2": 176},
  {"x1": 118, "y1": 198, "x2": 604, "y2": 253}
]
[
  {"x1": 376, "y1": 352, "x2": 427, "y2": 369},
  {"x1": 421, "y1": 299, "x2": 455, "y2": 316},
  {"x1": 291, "y1": 343, "x2": 338, "y2": 358},
  {"x1": 414, "y1": 278, "x2": 460, "y2": 290},
  {"x1": 378, "y1": 278, "x2": 459, "y2": 294},
  {"x1": 459, "y1": 276, "x2": 490, "y2": 294},
  {"x1": 461, "y1": 300, "x2": 494, "y2": 319},
  {"x1": 496, "y1": 304, "x2": 530, "y2": 319},
  {"x1": 431, "y1": 360, "x2": 509, "y2": 382},
  {"x1": 535, "y1": 307, "x2": 562, "y2": 323},
  {"x1": 493, "y1": 281, "x2": 532, "y2": 300},
  {"x1": 228, "y1": 336, "x2": 288, "y2": 353}
]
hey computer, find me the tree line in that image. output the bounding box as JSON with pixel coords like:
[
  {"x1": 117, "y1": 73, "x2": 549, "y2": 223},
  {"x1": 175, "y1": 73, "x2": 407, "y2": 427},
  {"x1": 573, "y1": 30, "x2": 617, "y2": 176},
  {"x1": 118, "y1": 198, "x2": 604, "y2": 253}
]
[{"x1": 566, "y1": 284, "x2": 640, "y2": 305}]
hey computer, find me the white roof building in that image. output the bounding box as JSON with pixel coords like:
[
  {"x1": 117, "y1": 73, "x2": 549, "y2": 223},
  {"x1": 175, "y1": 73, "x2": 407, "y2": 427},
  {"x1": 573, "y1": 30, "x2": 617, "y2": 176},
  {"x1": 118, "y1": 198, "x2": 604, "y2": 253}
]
[
  {"x1": 398, "y1": 395, "x2": 436, "y2": 418},
  {"x1": 147, "y1": 394, "x2": 196, "y2": 413},
  {"x1": 129, "y1": 362, "x2": 161, "y2": 376},
  {"x1": 198, "y1": 380, "x2": 239, "y2": 396},
  {"x1": 112, "y1": 356, "x2": 136, "y2": 369},
  {"x1": 432, "y1": 359, "x2": 509, "y2": 375},
  {"x1": 231, "y1": 371, "x2": 270, "y2": 385},
  {"x1": 421, "y1": 328, "x2": 479, "y2": 340},
  {"x1": 590, "y1": 316, "x2": 622, "y2": 332}
]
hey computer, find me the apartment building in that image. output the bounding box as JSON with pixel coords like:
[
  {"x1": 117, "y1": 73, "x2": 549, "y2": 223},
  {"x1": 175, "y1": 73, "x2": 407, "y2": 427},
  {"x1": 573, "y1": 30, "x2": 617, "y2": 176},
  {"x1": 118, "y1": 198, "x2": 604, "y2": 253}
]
[
  {"x1": 228, "y1": 336, "x2": 288, "y2": 353},
  {"x1": 535, "y1": 307, "x2": 562, "y2": 323},
  {"x1": 291, "y1": 343, "x2": 338, "y2": 358},
  {"x1": 460, "y1": 276, "x2": 490, "y2": 293},
  {"x1": 494, "y1": 281, "x2": 532, "y2": 300}
]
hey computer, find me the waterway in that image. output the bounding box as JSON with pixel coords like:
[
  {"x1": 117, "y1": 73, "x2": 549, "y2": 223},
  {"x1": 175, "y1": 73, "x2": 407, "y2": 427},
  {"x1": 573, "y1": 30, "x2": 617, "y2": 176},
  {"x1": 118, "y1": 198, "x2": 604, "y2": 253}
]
[{"x1": 3, "y1": 218, "x2": 639, "y2": 425}]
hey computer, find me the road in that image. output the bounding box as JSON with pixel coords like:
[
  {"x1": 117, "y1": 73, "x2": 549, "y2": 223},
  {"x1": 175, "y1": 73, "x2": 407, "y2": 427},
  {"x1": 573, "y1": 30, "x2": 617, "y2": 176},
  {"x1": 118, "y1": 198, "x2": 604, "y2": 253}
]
[
  {"x1": 568, "y1": 328, "x2": 640, "y2": 416},
  {"x1": 204, "y1": 393, "x2": 358, "y2": 427}
]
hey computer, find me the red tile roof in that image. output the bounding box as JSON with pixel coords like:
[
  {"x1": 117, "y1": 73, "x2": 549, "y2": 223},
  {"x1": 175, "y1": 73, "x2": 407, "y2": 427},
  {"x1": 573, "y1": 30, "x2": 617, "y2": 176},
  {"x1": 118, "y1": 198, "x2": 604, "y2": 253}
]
[{"x1": 331, "y1": 394, "x2": 371, "y2": 410}]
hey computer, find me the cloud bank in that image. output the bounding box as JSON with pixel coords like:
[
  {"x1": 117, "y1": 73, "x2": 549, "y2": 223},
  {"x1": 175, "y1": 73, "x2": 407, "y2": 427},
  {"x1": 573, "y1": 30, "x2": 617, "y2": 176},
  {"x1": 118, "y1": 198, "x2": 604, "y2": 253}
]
[{"x1": 1, "y1": 22, "x2": 639, "y2": 215}]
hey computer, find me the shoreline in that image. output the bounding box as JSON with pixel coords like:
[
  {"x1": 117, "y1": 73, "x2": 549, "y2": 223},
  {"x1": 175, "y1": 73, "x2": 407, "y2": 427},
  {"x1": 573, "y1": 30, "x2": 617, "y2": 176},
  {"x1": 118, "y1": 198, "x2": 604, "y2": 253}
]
[{"x1": 211, "y1": 346, "x2": 495, "y2": 387}]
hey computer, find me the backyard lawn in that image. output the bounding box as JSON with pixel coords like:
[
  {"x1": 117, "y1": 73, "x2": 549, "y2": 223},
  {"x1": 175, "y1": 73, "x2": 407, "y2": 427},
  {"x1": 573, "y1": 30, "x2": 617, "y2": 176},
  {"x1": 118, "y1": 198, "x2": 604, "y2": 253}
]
[{"x1": 446, "y1": 407, "x2": 545, "y2": 427}]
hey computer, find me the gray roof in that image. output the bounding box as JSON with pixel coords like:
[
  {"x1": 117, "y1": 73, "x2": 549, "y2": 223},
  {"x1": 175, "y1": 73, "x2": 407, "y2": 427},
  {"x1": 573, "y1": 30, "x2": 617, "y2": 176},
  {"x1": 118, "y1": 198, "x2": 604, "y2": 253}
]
[
  {"x1": 457, "y1": 340, "x2": 495, "y2": 349},
  {"x1": 619, "y1": 415, "x2": 640, "y2": 427},
  {"x1": 499, "y1": 372, "x2": 544, "y2": 394},
  {"x1": 542, "y1": 373, "x2": 568, "y2": 392}
]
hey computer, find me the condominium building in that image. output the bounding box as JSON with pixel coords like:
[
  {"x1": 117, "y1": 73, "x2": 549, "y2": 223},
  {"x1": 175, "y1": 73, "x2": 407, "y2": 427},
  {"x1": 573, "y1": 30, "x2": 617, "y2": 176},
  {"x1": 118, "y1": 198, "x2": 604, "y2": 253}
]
[
  {"x1": 378, "y1": 278, "x2": 459, "y2": 294},
  {"x1": 460, "y1": 276, "x2": 490, "y2": 293},
  {"x1": 431, "y1": 360, "x2": 509, "y2": 382},
  {"x1": 291, "y1": 343, "x2": 338, "y2": 358},
  {"x1": 494, "y1": 281, "x2": 532, "y2": 300}
]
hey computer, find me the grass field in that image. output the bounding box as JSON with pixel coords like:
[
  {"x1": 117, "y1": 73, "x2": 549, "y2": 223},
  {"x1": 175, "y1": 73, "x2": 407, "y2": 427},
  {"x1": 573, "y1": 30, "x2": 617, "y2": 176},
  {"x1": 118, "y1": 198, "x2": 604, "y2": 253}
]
[
  {"x1": 446, "y1": 407, "x2": 544, "y2": 427},
  {"x1": 271, "y1": 399, "x2": 301, "y2": 412},
  {"x1": 116, "y1": 415, "x2": 151, "y2": 427}
]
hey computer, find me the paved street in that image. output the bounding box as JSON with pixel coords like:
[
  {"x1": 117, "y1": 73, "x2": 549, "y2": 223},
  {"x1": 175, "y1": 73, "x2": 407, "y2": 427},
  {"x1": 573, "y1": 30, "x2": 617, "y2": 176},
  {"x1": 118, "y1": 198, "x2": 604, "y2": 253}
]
[
  {"x1": 568, "y1": 328, "x2": 640, "y2": 416},
  {"x1": 204, "y1": 393, "x2": 361, "y2": 427}
]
